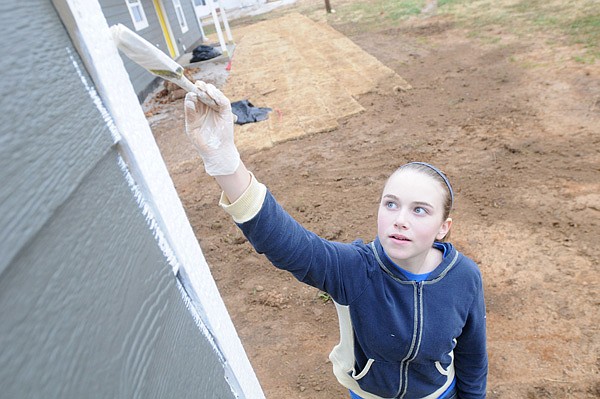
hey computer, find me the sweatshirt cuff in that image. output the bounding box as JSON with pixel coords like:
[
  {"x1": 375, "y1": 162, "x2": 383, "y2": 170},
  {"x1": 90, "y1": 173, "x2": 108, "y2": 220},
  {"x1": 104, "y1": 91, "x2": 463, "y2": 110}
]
[{"x1": 219, "y1": 172, "x2": 267, "y2": 223}]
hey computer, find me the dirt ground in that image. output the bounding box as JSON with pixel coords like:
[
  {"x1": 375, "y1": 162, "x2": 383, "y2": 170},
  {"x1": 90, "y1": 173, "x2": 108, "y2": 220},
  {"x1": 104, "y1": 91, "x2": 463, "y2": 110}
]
[{"x1": 147, "y1": 1, "x2": 599, "y2": 397}]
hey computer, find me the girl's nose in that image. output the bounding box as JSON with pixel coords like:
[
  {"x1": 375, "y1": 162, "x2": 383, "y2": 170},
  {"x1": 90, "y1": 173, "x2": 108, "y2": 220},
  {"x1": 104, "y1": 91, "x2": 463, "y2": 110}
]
[{"x1": 394, "y1": 210, "x2": 409, "y2": 229}]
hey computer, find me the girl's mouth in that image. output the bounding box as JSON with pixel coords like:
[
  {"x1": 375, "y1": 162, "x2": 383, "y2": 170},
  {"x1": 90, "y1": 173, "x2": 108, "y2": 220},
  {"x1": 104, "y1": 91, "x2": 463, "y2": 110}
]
[{"x1": 390, "y1": 234, "x2": 411, "y2": 242}]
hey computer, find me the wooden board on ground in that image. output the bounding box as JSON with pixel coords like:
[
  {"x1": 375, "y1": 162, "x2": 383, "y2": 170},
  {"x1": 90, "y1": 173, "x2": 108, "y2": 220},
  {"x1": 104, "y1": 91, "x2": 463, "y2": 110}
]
[{"x1": 224, "y1": 12, "x2": 411, "y2": 151}]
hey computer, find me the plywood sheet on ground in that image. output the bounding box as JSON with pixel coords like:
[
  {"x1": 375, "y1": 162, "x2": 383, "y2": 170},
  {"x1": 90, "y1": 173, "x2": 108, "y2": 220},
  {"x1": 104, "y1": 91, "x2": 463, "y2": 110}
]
[{"x1": 224, "y1": 12, "x2": 411, "y2": 151}]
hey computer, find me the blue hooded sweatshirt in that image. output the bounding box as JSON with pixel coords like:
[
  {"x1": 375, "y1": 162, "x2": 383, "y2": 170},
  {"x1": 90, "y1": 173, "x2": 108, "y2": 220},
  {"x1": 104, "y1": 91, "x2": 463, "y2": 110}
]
[{"x1": 236, "y1": 189, "x2": 488, "y2": 398}]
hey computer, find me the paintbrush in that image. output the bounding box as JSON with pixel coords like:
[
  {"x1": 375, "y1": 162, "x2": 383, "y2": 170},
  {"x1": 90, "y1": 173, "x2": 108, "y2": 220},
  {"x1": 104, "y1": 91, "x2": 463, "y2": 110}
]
[{"x1": 110, "y1": 23, "x2": 198, "y2": 94}]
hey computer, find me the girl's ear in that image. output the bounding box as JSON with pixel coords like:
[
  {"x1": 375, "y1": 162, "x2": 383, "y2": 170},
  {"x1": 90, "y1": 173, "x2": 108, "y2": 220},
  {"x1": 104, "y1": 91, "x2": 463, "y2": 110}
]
[{"x1": 436, "y1": 218, "x2": 452, "y2": 240}]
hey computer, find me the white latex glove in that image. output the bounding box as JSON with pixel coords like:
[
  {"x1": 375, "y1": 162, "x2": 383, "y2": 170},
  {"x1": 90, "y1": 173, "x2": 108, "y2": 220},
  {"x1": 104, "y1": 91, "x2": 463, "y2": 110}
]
[{"x1": 184, "y1": 81, "x2": 240, "y2": 176}]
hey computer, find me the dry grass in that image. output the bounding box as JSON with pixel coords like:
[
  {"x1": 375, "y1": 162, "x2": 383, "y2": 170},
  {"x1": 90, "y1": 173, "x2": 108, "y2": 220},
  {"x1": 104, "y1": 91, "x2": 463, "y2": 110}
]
[{"x1": 301, "y1": 0, "x2": 600, "y2": 62}]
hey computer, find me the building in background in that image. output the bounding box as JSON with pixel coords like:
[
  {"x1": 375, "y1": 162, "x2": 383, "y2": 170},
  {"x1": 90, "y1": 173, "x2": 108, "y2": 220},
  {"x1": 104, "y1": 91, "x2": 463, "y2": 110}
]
[{"x1": 99, "y1": 0, "x2": 266, "y2": 100}]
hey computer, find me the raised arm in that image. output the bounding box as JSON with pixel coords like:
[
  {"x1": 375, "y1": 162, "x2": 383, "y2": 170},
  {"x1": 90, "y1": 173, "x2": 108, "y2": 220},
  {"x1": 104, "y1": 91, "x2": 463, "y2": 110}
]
[
  {"x1": 181, "y1": 81, "x2": 370, "y2": 303},
  {"x1": 183, "y1": 80, "x2": 251, "y2": 202}
]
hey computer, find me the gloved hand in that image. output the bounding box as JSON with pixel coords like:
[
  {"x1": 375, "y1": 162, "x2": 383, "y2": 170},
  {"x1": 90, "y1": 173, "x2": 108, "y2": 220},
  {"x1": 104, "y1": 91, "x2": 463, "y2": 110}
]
[{"x1": 184, "y1": 81, "x2": 241, "y2": 176}]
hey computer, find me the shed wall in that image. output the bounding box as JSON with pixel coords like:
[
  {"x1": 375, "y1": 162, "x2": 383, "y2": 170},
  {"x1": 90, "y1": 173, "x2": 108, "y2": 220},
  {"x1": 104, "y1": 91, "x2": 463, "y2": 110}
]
[{"x1": 0, "y1": 2, "x2": 236, "y2": 397}]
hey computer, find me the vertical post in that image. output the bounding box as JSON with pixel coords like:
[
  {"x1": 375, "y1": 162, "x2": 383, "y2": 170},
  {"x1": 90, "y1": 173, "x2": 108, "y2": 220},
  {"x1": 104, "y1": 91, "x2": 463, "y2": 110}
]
[
  {"x1": 198, "y1": 19, "x2": 207, "y2": 42},
  {"x1": 208, "y1": 0, "x2": 229, "y2": 57},
  {"x1": 216, "y1": 0, "x2": 233, "y2": 43},
  {"x1": 324, "y1": 0, "x2": 332, "y2": 13}
]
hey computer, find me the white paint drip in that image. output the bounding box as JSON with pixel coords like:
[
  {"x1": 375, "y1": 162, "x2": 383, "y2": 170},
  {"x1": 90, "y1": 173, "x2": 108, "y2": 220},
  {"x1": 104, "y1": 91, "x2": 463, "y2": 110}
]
[
  {"x1": 59, "y1": 1, "x2": 265, "y2": 393},
  {"x1": 67, "y1": 46, "x2": 182, "y2": 275},
  {"x1": 175, "y1": 277, "x2": 242, "y2": 398},
  {"x1": 69, "y1": 30, "x2": 230, "y2": 373},
  {"x1": 66, "y1": 46, "x2": 121, "y2": 144},
  {"x1": 70, "y1": 33, "x2": 239, "y2": 389},
  {"x1": 116, "y1": 154, "x2": 241, "y2": 397},
  {"x1": 71, "y1": 34, "x2": 230, "y2": 373},
  {"x1": 116, "y1": 155, "x2": 179, "y2": 272}
]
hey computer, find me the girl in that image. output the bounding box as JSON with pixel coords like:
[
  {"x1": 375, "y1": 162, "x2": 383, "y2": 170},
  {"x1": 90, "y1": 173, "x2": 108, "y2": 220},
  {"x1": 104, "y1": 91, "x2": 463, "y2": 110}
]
[{"x1": 183, "y1": 81, "x2": 487, "y2": 399}]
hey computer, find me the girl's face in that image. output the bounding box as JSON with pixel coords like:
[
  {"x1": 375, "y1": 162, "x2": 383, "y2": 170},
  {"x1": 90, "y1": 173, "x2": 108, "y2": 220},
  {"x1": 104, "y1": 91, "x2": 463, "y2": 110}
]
[{"x1": 377, "y1": 169, "x2": 452, "y2": 271}]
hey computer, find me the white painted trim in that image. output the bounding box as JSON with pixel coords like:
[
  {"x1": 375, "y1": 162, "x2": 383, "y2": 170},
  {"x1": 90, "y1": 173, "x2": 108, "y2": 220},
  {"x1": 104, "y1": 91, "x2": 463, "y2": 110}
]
[
  {"x1": 172, "y1": 0, "x2": 189, "y2": 33},
  {"x1": 52, "y1": 1, "x2": 265, "y2": 397},
  {"x1": 125, "y1": 0, "x2": 149, "y2": 31},
  {"x1": 193, "y1": 0, "x2": 215, "y2": 17}
]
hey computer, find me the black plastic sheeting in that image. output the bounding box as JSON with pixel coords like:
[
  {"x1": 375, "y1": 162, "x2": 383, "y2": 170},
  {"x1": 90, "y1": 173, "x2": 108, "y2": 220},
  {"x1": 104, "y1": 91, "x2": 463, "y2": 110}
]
[
  {"x1": 231, "y1": 100, "x2": 272, "y2": 125},
  {"x1": 190, "y1": 45, "x2": 221, "y2": 63}
]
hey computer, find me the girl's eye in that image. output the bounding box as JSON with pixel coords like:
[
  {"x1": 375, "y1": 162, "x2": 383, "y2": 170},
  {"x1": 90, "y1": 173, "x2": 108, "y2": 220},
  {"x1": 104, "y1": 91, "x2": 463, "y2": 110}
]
[
  {"x1": 414, "y1": 207, "x2": 427, "y2": 215},
  {"x1": 385, "y1": 201, "x2": 397, "y2": 209}
]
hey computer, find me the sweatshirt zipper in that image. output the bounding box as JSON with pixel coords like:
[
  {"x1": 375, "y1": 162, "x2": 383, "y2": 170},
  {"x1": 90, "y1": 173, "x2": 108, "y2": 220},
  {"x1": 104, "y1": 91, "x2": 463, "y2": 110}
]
[{"x1": 398, "y1": 281, "x2": 424, "y2": 398}]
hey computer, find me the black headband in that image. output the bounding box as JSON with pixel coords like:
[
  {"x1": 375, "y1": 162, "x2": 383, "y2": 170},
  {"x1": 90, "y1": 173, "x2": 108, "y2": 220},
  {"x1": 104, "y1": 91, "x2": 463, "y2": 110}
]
[{"x1": 405, "y1": 162, "x2": 454, "y2": 209}]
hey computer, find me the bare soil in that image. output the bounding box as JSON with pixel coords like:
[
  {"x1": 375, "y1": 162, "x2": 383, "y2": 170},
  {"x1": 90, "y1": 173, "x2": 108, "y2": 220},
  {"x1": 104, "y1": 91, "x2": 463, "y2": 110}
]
[{"x1": 148, "y1": 3, "x2": 599, "y2": 398}]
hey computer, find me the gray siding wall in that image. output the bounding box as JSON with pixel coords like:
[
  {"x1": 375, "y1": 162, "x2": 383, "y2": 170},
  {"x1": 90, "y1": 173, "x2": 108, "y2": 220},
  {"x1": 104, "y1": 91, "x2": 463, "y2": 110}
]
[
  {"x1": 0, "y1": 2, "x2": 234, "y2": 398},
  {"x1": 167, "y1": 0, "x2": 204, "y2": 52},
  {"x1": 100, "y1": 0, "x2": 204, "y2": 100}
]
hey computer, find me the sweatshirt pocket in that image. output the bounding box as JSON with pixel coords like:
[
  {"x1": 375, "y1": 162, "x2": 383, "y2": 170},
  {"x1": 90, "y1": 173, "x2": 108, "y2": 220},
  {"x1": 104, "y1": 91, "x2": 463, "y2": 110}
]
[
  {"x1": 351, "y1": 358, "x2": 400, "y2": 399},
  {"x1": 351, "y1": 358, "x2": 374, "y2": 380},
  {"x1": 435, "y1": 347, "x2": 455, "y2": 377},
  {"x1": 435, "y1": 360, "x2": 451, "y2": 376}
]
